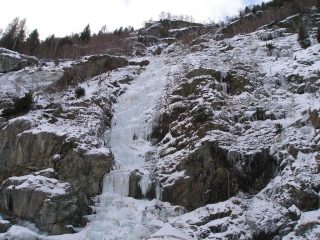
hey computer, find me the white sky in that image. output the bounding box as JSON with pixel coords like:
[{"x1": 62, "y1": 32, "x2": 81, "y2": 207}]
[{"x1": 1, "y1": 0, "x2": 268, "y2": 39}]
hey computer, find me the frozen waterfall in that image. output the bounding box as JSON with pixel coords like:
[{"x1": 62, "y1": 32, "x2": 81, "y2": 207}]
[{"x1": 86, "y1": 58, "x2": 179, "y2": 240}]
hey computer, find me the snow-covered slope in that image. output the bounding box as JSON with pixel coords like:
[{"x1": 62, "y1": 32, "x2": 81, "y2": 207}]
[
  {"x1": 0, "y1": 13, "x2": 320, "y2": 240},
  {"x1": 148, "y1": 22, "x2": 320, "y2": 240}
]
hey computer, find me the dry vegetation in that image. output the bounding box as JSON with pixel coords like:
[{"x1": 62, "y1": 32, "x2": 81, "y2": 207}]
[{"x1": 221, "y1": 0, "x2": 319, "y2": 38}]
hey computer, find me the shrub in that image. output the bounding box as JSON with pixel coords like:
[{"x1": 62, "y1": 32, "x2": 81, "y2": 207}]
[
  {"x1": 298, "y1": 24, "x2": 311, "y2": 49},
  {"x1": 255, "y1": 107, "x2": 266, "y2": 121},
  {"x1": 309, "y1": 109, "x2": 320, "y2": 129},
  {"x1": 193, "y1": 107, "x2": 211, "y2": 124},
  {"x1": 266, "y1": 43, "x2": 275, "y2": 56},
  {"x1": 266, "y1": 43, "x2": 275, "y2": 51},
  {"x1": 75, "y1": 86, "x2": 85, "y2": 98},
  {"x1": 2, "y1": 92, "x2": 33, "y2": 119},
  {"x1": 159, "y1": 27, "x2": 169, "y2": 38},
  {"x1": 275, "y1": 123, "x2": 283, "y2": 134}
]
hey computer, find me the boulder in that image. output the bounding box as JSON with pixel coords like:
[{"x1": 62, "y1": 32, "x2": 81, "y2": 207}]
[
  {"x1": 129, "y1": 60, "x2": 150, "y2": 67},
  {"x1": 0, "y1": 219, "x2": 12, "y2": 233},
  {"x1": 133, "y1": 42, "x2": 146, "y2": 56},
  {"x1": 127, "y1": 170, "x2": 155, "y2": 200},
  {"x1": 0, "y1": 172, "x2": 79, "y2": 234},
  {"x1": 0, "y1": 48, "x2": 39, "y2": 73}
]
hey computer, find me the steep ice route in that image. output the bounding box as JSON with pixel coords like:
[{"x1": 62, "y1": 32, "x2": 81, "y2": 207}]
[
  {"x1": 85, "y1": 58, "x2": 185, "y2": 240},
  {"x1": 106, "y1": 57, "x2": 169, "y2": 196}
]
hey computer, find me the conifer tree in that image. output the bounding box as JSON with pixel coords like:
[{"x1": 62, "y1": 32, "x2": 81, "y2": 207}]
[
  {"x1": 25, "y1": 29, "x2": 40, "y2": 55},
  {"x1": 80, "y1": 24, "x2": 91, "y2": 43},
  {"x1": 298, "y1": 24, "x2": 311, "y2": 49},
  {"x1": 0, "y1": 18, "x2": 19, "y2": 50},
  {"x1": 0, "y1": 18, "x2": 26, "y2": 52},
  {"x1": 43, "y1": 34, "x2": 57, "y2": 57},
  {"x1": 317, "y1": 26, "x2": 320, "y2": 43}
]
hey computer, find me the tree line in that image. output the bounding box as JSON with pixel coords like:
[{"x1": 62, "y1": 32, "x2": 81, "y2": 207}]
[
  {"x1": 0, "y1": 18, "x2": 135, "y2": 59},
  {"x1": 222, "y1": 0, "x2": 320, "y2": 41},
  {"x1": 1, "y1": 0, "x2": 319, "y2": 59}
]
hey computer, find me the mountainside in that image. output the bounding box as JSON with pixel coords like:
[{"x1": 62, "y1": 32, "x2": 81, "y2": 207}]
[{"x1": 0, "y1": 6, "x2": 320, "y2": 240}]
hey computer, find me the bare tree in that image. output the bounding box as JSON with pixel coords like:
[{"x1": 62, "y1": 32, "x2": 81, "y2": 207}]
[{"x1": 98, "y1": 25, "x2": 107, "y2": 35}]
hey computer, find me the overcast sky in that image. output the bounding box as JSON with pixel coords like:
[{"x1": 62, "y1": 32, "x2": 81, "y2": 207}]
[{"x1": 1, "y1": 0, "x2": 269, "y2": 39}]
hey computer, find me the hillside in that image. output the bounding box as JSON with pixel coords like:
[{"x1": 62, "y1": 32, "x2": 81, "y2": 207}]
[{"x1": 0, "y1": 2, "x2": 320, "y2": 240}]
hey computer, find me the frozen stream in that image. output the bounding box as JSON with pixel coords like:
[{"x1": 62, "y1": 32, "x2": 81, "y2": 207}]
[{"x1": 85, "y1": 58, "x2": 183, "y2": 240}]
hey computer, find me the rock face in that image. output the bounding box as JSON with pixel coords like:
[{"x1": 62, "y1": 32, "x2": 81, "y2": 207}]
[
  {"x1": 309, "y1": 109, "x2": 320, "y2": 129},
  {"x1": 148, "y1": 10, "x2": 320, "y2": 238},
  {"x1": 160, "y1": 141, "x2": 277, "y2": 210},
  {"x1": 0, "y1": 7, "x2": 320, "y2": 239},
  {"x1": 0, "y1": 119, "x2": 113, "y2": 233},
  {"x1": 49, "y1": 54, "x2": 129, "y2": 91},
  {"x1": 138, "y1": 20, "x2": 207, "y2": 40},
  {"x1": 0, "y1": 170, "x2": 78, "y2": 234},
  {"x1": 0, "y1": 48, "x2": 39, "y2": 73},
  {"x1": 0, "y1": 119, "x2": 33, "y2": 181},
  {"x1": 0, "y1": 51, "x2": 144, "y2": 234},
  {"x1": 55, "y1": 148, "x2": 113, "y2": 209},
  {"x1": 0, "y1": 124, "x2": 66, "y2": 181},
  {"x1": 151, "y1": 63, "x2": 274, "y2": 210}
]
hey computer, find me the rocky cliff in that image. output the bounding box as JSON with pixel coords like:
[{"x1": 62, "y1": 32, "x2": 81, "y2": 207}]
[
  {"x1": 0, "y1": 8, "x2": 319, "y2": 240},
  {"x1": 0, "y1": 53, "x2": 145, "y2": 234}
]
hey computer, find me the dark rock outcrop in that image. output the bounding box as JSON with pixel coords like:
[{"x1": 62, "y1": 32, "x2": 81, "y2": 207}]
[
  {"x1": 185, "y1": 68, "x2": 248, "y2": 95},
  {"x1": 127, "y1": 170, "x2": 155, "y2": 200},
  {"x1": 3, "y1": 131, "x2": 65, "y2": 178},
  {"x1": 0, "y1": 119, "x2": 33, "y2": 181},
  {"x1": 48, "y1": 54, "x2": 129, "y2": 92},
  {"x1": 137, "y1": 35, "x2": 160, "y2": 47},
  {"x1": 185, "y1": 68, "x2": 221, "y2": 80},
  {"x1": 222, "y1": 71, "x2": 248, "y2": 95},
  {"x1": 309, "y1": 109, "x2": 320, "y2": 129},
  {"x1": 160, "y1": 141, "x2": 277, "y2": 210},
  {"x1": 129, "y1": 60, "x2": 150, "y2": 67},
  {"x1": 139, "y1": 20, "x2": 204, "y2": 39},
  {"x1": 0, "y1": 48, "x2": 39, "y2": 73}
]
